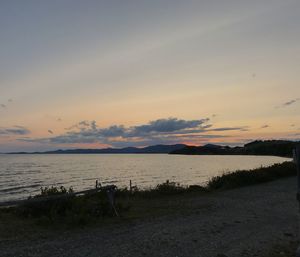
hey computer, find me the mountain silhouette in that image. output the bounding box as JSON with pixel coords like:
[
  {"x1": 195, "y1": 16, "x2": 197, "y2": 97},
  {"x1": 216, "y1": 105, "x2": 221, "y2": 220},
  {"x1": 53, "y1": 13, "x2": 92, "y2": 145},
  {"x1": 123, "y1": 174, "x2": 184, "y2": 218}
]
[
  {"x1": 170, "y1": 140, "x2": 299, "y2": 157},
  {"x1": 8, "y1": 144, "x2": 187, "y2": 154}
]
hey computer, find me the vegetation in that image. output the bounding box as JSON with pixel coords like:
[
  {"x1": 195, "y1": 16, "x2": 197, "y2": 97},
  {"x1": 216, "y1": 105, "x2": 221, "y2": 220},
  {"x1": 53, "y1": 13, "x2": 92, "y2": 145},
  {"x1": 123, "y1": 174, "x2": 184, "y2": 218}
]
[
  {"x1": 170, "y1": 140, "x2": 300, "y2": 157},
  {"x1": 16, "y1": 187, "x2": 127, "y2": 226},
  {"x1": 32, "y1": 186, "x2": 74, "y2": 198},
  {"x1": 208, "y1": 161, "x2": 296, "y2": 190},
  {"x1": 243, "y1": 140, "x2": 299, "y2": 157},
  {"x1": 126, "y1": 180, "x2": 207, "y2": 198}
]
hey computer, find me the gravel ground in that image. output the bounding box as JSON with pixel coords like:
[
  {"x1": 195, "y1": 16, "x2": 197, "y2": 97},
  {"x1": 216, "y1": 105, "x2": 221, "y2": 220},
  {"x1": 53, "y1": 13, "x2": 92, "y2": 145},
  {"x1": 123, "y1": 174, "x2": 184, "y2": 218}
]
[{"x1": 0, "y1": 177, "x2": 298, "y2": 257}]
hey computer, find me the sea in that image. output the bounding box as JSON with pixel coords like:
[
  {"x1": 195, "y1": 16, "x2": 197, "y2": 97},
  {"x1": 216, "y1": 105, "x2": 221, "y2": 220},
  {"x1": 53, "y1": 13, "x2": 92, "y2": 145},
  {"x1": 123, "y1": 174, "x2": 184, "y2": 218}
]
[{"x1": 0, "y1": 154, "x2": 290, "y2": 202}]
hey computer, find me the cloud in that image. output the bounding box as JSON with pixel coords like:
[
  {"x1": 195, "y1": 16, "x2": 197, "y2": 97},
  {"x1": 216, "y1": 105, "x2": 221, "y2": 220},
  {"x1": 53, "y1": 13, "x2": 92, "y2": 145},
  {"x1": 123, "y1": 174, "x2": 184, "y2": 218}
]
[
  {"x1": 1, "y1": 99, "x2": 14, "y2": 109},
  {"x1": 260, "y1": 125, "x2": 269, "y2": 129},
  {"x1": 207, "y1": 126, "x2": 249, "y2": 132},
  {"x1": 283, "y1": 98, "x2": 300, "y2": 106},
  {"x1": 78, "y1": 120, "x2": 91, "y2": 127},
  {"x1": 0, "y1": 126, "x2": 31, "y2": 136},
  {"x1": 128, "y1": 118, "x2": 209, "y2": 136},
  {"x1": 99, "y1": 125, "x2": 126, "y2": 137},
  {"x1": 20, "y1": 117, "x2": 248, "y2": 147},
  {"x1": 65, "y1": 120, "x2": 96, "y2": 131},
  {"x1": 276, "y1": 98, "x2": 300, "y2": 108},
  {"x1": 109, "y1": 134, "x2": 230, "y2": 148}
]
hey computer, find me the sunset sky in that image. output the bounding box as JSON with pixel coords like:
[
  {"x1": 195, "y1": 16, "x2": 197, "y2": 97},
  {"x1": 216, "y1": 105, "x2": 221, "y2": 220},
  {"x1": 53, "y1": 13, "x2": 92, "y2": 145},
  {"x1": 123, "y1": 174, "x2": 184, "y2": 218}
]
[{"x1": 0, "y1": 0, "x2": 300, "y2": 152}]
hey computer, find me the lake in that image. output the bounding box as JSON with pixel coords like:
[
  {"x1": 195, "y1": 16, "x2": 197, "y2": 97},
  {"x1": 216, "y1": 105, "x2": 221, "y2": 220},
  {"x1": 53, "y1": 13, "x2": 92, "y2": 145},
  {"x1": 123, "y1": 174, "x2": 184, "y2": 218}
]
[{"x1": 0, "y1": 154, "x2": 290, "y2": 202}]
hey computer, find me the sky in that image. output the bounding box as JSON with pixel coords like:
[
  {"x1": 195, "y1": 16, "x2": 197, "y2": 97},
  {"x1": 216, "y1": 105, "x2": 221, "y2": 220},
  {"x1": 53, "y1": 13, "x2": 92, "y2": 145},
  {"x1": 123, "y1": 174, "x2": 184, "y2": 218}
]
[{"x1": 0, "y1": 0, "x2": 300, "y2": 152}]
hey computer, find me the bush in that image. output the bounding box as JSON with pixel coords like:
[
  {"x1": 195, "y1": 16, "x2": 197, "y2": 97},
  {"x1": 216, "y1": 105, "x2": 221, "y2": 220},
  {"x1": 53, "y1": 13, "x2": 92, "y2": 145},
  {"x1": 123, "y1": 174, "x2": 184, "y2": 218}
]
[
  {"x1": 208, "y1": 161, "x2": 296, "y2": 190},
  {"x1": 155, "y1": 180, "x2": 185, "y2": 194},
  {"x1": 35, "y1": 186, "x2": 74, "y2": 198},
  {"x1": 17, "y1": 186, "x2": 125, "y2": 225},
  {"x1": 124, "y1": 180, "x2": 207, "y2": 198}
]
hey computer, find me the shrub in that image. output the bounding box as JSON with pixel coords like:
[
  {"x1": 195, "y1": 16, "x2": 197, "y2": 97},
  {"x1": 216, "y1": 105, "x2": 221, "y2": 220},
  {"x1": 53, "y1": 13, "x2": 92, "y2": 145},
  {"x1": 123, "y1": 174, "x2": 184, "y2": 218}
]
[
  {"x1": 36, "y1": 186, "x2": 74, "y2": 197},
  {"x1": 155, "y1": 180, "x2": 185, "y2": 194},
  {"x1": 17, "y1": 186, "x2": 125, "y2": 225},
  {"x1": 208, "y1": 161, "x2": 296, "y2": 190},
  {"x1": 125, "y1": 180, "x2": 207, "y2": 198}
]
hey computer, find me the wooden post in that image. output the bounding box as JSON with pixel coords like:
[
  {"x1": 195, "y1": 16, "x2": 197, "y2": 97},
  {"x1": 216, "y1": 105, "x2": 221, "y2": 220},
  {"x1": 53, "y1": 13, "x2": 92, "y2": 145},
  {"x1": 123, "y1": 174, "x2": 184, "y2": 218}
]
[{"x1": 105, "y1": 185, "x2": 119, "y2": 217}]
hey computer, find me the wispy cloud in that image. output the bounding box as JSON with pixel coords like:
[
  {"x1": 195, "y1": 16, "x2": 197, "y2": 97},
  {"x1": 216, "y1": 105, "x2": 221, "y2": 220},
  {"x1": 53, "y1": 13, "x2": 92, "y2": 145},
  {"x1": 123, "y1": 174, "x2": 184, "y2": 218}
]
[
  {"x1": 207, "y1": 126, "x2": 249, "y2": 132},
  {"x1": 276, "y1": 98, "x2": 300, "y2": 108},
  {"x1": 283, "y1": 98, "x2": 300, "y2": 106},
  {"x1": 0, "y1": 126, "x2": 31, "y2": 136},
  {"x1": 65, "y1": 120, "x2": 96, "y2": 131},
  {"x1": 260, "y1": 125, "x2": 269, "y2": 129},
  {"x1": 1, "y1": 99, "x2": 13, "y2": 110}
]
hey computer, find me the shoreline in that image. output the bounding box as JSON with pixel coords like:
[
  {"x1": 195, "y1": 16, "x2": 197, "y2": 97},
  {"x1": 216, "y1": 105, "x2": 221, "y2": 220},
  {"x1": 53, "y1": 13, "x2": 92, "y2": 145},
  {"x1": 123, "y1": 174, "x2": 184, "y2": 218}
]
[
  {"x1": 0, "y1": 176, "x2": 297, "y2": 257},
  {"x1": 0, "y1": 161, "x2": 297, "y2": 257},
  {"x1": 0, "y1": 160, "x2": 294, "y2": 205}
]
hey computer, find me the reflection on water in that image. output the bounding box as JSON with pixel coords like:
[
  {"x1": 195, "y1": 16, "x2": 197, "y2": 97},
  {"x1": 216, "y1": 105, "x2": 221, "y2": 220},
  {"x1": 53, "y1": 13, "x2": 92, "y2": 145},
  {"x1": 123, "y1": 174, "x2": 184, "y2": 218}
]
[{"x1": 0, "y1": 154, "x2": 290, "y2": 202}]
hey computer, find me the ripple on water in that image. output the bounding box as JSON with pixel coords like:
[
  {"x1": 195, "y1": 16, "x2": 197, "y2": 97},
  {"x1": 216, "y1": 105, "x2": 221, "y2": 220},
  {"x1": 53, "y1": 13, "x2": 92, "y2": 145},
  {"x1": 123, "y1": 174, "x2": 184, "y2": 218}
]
[{"x1": 0, "y1": 154, "x2": 290, "y2": 202}]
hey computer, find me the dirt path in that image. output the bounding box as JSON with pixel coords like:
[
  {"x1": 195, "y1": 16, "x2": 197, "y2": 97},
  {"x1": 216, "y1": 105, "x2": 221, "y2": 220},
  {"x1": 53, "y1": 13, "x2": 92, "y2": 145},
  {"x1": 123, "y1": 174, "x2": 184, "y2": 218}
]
[{"x1": 0, "y1": 177, "x2": 298, "y2": 257}]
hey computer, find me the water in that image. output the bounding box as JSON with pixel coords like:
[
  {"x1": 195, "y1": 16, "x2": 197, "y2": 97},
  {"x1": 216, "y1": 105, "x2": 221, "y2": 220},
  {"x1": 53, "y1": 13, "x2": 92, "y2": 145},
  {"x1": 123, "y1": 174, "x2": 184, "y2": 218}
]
[{"x1": 0, "y1": 154, "x2": 290, "y2": 202}]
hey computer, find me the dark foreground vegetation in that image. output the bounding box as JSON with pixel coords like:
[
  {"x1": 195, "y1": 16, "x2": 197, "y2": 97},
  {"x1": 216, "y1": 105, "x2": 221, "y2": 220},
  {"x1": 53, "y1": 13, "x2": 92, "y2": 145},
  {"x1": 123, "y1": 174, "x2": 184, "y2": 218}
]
[
  {"x1": 0, "y1": 161, "x2": 296, "y2": 229},
  {"x1": 208, "y1": 161, "x2": 296, "y2": 190}
]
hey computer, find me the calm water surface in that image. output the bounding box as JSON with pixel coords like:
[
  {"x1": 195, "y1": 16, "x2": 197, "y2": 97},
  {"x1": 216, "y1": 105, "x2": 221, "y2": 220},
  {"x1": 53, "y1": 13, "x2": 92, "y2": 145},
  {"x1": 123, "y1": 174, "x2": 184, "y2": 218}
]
[{"x1": 0, "y1": 154, "x2": 290, "y2": 202}]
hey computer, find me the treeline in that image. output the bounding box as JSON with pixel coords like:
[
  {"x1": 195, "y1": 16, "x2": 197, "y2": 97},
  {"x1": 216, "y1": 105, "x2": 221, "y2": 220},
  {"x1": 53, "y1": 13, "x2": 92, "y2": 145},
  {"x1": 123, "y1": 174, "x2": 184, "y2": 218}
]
[{"x1": 170, "y1": 140, "x2": 300, "y2": 157}]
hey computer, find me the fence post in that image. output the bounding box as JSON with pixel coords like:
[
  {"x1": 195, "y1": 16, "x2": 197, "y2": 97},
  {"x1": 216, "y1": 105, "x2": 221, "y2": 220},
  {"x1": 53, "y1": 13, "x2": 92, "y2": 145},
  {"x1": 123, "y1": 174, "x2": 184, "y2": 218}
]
[{"x1": 295, "y1": 145, "x2": 300, "y2": 257}]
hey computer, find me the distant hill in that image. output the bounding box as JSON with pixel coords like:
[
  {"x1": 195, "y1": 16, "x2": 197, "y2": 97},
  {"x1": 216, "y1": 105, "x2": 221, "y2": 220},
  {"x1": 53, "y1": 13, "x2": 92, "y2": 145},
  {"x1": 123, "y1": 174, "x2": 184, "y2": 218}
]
[
  {"x1": 170, "y1": 140, "x2": 299, "y2": 157},
  {"x1": 8, "y1": 141, "x2": 300, "y2": 157},
  {"x1": 8, "y1": 144, "x2": 187, "y2": 154}
]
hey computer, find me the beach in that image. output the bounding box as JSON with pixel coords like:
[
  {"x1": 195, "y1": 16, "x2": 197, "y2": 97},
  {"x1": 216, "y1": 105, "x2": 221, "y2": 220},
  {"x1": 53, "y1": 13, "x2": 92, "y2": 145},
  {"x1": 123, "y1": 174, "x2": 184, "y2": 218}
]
[{"x1": 0, "y1": 176, "x2": 298, "y2": 257}]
